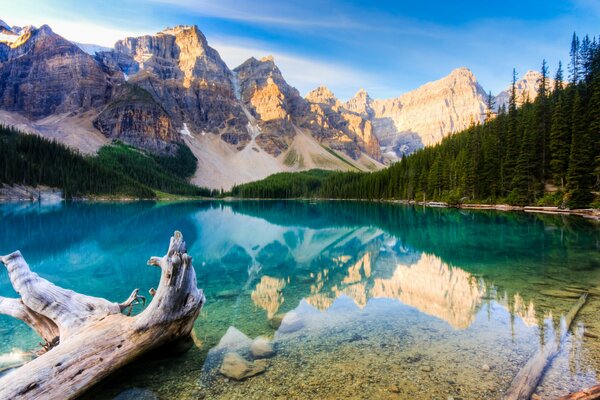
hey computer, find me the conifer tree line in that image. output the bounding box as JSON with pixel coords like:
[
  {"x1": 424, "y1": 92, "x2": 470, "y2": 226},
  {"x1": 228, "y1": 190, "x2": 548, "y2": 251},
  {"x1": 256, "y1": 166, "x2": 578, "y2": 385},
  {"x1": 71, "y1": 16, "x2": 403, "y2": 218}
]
[
  {"x1": 0, "y1": 125, "x2": 217, "y2": 199},
  {"x1": 234, "y1": 32, "x2": 600, "y2": 209}
]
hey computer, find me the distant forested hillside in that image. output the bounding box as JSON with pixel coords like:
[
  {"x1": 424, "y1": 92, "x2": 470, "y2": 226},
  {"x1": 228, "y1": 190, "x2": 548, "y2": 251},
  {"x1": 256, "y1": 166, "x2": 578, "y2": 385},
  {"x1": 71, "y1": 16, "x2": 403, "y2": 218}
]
[
  {"x1": 0, "y1": 125, "x2": 215, "y2": 199},
  {"x1": 233, "y1": 33, "x2": 600, "y2": 209}
]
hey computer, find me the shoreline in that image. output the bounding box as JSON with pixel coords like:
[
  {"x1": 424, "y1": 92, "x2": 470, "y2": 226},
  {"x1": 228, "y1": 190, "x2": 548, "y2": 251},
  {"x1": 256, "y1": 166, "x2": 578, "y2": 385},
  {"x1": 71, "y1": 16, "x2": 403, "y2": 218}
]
[
  {"x1": 219, "y1": 197, "x2": 600, "y2": 221},
  {"x1": 2, "y1": 191, "x2": 598, "y2": 221}
]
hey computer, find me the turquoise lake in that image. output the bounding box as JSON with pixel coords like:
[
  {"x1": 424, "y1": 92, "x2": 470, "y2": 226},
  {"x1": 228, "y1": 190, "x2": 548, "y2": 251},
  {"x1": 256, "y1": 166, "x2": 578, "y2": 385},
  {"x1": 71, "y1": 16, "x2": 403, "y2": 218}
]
[{"x1": 0, "y1": 201, "x2": 599, "y2": 399}]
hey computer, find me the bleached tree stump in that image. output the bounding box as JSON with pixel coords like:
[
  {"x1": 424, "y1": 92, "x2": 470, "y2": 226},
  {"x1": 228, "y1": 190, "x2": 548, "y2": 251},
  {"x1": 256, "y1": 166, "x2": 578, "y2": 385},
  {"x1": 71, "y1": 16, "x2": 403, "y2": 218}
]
[{"x1": 0, "y1": 231, "x2": 205, "y2": 400}]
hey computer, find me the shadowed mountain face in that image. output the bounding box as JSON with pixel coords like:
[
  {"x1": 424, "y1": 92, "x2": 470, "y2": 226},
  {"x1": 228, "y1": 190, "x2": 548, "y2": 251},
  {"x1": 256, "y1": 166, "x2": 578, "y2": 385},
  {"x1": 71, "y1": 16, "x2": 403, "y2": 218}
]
[{"x1": 0, "y1": 25, "x2": 111, "y2": 119}]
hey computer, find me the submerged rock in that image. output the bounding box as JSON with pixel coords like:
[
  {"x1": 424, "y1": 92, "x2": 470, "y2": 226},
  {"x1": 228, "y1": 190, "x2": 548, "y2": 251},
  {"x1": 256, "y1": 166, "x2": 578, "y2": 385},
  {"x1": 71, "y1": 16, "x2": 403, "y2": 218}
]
[
  {"x1": 482, "y1": 364, "x2": 491, "y2": 373},
  {"x1": 215, "y1": 326, "x2": 252, "y2": 351},
  {"x1": 219, "y1": 352, "x2": 268, "y2": 380},
  {"x1": 278, "y1": 313, "x2": 304, "y2": 334},
  {"x1": 420, "y1": 365, "x2": 433, "y2": 372},
  {"x1": 269, "y1": 313, "x2": 286, "y2": 329},
  {"x1": 251, "y1": 337, "x2": 274, "y2": 358},
  {"x1": 113, "y1": 388, "x2": 158, "y2": 400},
  {"x1": 388, "y1": 384, "x2": 401, "y2": 393}
]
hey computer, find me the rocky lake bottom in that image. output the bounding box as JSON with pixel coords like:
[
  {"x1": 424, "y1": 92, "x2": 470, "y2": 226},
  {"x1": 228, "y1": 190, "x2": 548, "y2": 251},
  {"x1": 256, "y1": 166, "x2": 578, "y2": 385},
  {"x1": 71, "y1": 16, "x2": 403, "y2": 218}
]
[{"x1": 0, "y1": 201, "x2": 598, "y2": 399}]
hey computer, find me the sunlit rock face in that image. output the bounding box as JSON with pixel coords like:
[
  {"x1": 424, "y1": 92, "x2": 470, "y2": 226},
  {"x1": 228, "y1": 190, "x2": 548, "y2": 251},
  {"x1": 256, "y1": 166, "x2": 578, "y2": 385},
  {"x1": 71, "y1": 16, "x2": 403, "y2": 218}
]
[
  {"x1": 370, "y1": 253, "x2": 486, "y2": 329},
  {"x1": 344, "y1": 88, "x2": 373, "y2": 117},
  {"x1": 305, "y1": 86, "x2": 382, "y2": 160},
  {"x1": 494, "y1": 70, "x2": 555, "y2": 110},
  {"x1": 233, "y1": 56, "x2": 310, "y2": 156},
  {"x1": 103, "y1": 25, "x2": 250, "y2": 147},
  {"x1": 346, "y1": 67, "x2": 487, "y2": 158},
  {"x1": 343, "y1": 68, "x2": 552, "y2": 160}
]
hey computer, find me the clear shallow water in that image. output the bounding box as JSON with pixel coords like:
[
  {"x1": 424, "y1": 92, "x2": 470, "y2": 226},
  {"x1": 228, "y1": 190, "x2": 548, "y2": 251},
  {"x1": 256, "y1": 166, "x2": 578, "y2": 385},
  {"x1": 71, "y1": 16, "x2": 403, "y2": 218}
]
[{"x1": 0, "y1": 201, "x2": 599, "y2": 399}]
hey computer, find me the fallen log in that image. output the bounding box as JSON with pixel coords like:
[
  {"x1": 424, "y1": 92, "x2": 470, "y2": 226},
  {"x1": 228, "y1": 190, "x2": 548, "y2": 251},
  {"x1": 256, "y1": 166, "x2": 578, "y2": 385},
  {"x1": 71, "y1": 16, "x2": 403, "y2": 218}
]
[
  {"x1": 555, "y1": 384, "x2": 600, "y2": 400},
  {"x1": 0, "y1": 231, "x2": 205, "y2": 400},
  {"x1": 503, "y1": 293, "x2": 588, "y2": 400}
]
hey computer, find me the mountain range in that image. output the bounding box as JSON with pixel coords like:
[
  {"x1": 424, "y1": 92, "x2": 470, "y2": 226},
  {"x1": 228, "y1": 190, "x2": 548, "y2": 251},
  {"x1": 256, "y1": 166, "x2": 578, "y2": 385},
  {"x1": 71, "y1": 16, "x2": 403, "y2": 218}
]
[{"x1": 0, "y1": 21, "x2": 549, "y2": 189}]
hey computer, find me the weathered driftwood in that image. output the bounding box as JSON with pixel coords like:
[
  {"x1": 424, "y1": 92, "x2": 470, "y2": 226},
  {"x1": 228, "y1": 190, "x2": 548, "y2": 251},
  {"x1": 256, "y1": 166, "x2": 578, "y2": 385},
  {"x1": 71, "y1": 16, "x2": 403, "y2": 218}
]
[
  {"x1": 0, "y1": 231, "x2": 205, "y2": 400},
  {"x1": 556, "y1": 384, "x2": 600, "y2": 400},
  {"x1": 503, "y1": 293, "x2": 588, "y2": 400}
]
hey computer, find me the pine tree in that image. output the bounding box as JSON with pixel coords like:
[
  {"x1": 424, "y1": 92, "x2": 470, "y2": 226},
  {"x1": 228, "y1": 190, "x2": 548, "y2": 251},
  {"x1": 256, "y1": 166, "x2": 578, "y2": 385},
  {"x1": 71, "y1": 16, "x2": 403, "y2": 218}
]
[
  {"x1": 569, "y1": 33, "x2": 581, "y2": 84},
  {"x1": 537, "y1": 59, "x2": 550, "y2": 179},
  {"x1": 510, "y1": 107, "x2": 536, "y2": 205},
  {"x1": 554, "y1": 61, "x2": 564, "y2": 94},
  {"x1": 485, "y1": 91, "x2": 496, "y2": 121},
  {"x1": 566, "y1": 92, "x2": 594, "y2": 208},
  {"x1": 580, "y1": 35, "x2": 592, "y2": 80},
  {"x1": 233, "y1": 31, "x2": 600, "y2": 207},
  {"x1": 549, "y1": 94, "x2": 570, "y2": 190},
  {"x1": 589, "y1": 78, "x2": 600, "y2": 191},
  {"x1": 503, "y1": 68, "x2": 519, "y2": 193}
]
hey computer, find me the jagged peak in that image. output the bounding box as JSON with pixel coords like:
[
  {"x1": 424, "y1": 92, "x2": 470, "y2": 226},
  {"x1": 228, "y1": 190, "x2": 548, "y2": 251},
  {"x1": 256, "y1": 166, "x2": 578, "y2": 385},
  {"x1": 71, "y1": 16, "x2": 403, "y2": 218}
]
[
  {"x1": 116, "y1": 25, "x2": 209, "y2": 49},
  {"x1": 448, "y1": 67, "x2": 475, "y2": 79},
  {"x1": 7, "y1": 24, "x2": 58, "y2": 49},
  {"x1": 344, "y1": 88, "x2": 373, "y2": 116},
  {"x1": 306, "y1": 85, "x2": 339, "y2": 106},
  {"x1": 521, "y1": 70, "x2": 543, "y2": 80},
  {"x1": 353, "y1": 88, "x2": 370, "y2": 99},
  {"x1": 160, "y1": 24, "x2": 200, "y2": 36},
  {"x1": 309, "y1": 85, "x2": 336, "y2": 96},
  {"x1": 234, "y1": 55, "x2": 282, "y2": 77},
  {"x1": 36, "y1": 25, "x2": 54, "y2": 36}
]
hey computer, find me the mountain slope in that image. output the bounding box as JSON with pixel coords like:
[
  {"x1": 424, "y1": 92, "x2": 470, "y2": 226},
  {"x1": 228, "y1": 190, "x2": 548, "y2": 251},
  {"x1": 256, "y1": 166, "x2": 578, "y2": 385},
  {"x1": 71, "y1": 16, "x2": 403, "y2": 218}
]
[
  {"x1": 0, "y1": 25, "x2": 111, "y2": 119},
  {"x1": 305, "y1": 86, "x2": 381, "y2": 160},
  {"x1": 346, "y1": 67, "x2": 488, "y2": 158},
  {"x1": 0, "y1": 21, "x2": 555, "y2": 190},
  {"x1": 99, "y1": 25, "x2": 250, "y2": 147}
]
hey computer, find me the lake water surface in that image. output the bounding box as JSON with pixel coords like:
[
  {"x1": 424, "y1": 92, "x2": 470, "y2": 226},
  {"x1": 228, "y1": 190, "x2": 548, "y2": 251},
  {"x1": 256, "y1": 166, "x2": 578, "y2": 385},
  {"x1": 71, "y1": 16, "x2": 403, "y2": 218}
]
[{"x1": 0, "y1": 201, "x2": 599, "y2": 399}]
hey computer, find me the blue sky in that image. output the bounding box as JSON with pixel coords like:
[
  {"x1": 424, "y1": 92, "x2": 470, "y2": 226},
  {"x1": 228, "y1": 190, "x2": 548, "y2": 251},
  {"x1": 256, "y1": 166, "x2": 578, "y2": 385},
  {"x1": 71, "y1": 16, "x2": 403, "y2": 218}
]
[{"x1": 2, "y1": 0, "x2": 598, "y2": 100}]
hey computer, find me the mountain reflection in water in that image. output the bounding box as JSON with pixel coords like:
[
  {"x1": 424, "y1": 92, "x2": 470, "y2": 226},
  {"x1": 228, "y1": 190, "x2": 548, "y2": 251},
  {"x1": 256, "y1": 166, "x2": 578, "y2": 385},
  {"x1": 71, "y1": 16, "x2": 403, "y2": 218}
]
[{"x1": 0, "y1": 201, "x2": 598, "y2": 399}]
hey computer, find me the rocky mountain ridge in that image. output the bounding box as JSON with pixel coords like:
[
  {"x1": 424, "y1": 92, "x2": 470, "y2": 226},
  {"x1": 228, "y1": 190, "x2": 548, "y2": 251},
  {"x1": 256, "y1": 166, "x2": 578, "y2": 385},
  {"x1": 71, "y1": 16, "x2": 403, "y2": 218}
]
[
  {"x1": 341, "y1": 67, "x2": 550, "y2": 158},
  {"x1": 0, "y1": 22, "x2": 550, "y2": 187}
]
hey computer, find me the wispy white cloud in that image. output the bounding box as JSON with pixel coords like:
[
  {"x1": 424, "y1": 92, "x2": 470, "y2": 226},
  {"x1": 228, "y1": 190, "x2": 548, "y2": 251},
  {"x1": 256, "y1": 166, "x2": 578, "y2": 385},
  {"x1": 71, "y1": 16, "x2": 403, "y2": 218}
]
[
  {"x1": 151, "y1": 0, "x2": 366, "y2": 29},
  {"x1": 48, "y1": 20, "x2": 146, "y2": 47},
  {"x1": 211, "y1": 37, "x2": 381, "y2": 101},
  {"x1": 3, "y1": 0, "x2": 594, "y2": 100},
  {"x1": 7, "y1": 15, "x2": 148, "y2": 47}
]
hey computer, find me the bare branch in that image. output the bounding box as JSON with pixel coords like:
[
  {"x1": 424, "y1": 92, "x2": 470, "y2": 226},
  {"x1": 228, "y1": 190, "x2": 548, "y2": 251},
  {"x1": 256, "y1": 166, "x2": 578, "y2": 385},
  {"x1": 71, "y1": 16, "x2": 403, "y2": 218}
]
[{"x1": 0, "y1": 231, "x2": 205, "y2": 400}]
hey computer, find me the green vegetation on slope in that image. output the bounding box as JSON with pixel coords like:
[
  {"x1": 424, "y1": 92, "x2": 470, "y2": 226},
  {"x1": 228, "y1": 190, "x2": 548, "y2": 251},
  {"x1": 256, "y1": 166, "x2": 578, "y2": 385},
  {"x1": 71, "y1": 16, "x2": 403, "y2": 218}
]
[
  {"x1": 94, "y1": 142, "x2": 212, "y2": 197},
  {"x1": 232, "y1": 169, "x2": 335, "y2": 198},
  {"x1": 233, "y1": 33, "x2": 600, "y2": 209},
  {"x1": 0, "y1": 125, "x2": 214, "y2": 199}
]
